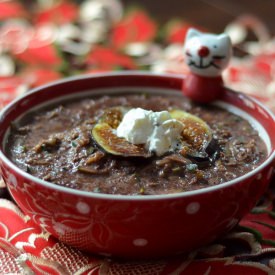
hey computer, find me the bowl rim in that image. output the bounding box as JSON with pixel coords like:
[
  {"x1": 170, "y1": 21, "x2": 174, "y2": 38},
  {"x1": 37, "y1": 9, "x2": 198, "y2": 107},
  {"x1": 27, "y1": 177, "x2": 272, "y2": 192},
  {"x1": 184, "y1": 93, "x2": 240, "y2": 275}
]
[{"x1": 1, "y1": 71, "x2": 275, "y2": 201}]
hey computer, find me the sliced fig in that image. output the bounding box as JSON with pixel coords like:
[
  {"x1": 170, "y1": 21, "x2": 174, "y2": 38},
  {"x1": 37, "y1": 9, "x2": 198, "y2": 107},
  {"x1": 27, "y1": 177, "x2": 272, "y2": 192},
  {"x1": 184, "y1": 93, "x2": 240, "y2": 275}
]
[
  {"x1": 92, "y1": 107, "x2": 219, "y2": 159},
  {"x1": 169, "y1": 109, "x2": 212, "y2": 151},
  {"x1": 99, "y1": 107, "x2": 126, "y2": 128},
  {"x1": 169, "y1": 109, "x2": 220, "y2": 166},
  {"x1": 92, "y1": 107, "x2": 152, "y2": 157}
]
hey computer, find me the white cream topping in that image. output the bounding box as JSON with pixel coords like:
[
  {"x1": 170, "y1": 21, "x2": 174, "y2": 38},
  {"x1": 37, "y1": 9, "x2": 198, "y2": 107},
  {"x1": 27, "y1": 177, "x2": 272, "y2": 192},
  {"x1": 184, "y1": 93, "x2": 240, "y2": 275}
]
[{"x1": 116, "y1": 108, "x2": 184, "y2": 156}]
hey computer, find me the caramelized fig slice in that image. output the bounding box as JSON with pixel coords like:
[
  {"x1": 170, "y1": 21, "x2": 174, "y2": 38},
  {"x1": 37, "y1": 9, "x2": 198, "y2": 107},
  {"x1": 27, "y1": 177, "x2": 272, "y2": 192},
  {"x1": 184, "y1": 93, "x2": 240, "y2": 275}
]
[
  {"x1": 92, "y1": 108, "x2": 152, "y2": 157},
  {"x1": 170, "y1": 110, "x2": 220, "y2": 166},
  {"x1": 169, "y1": 109, "x2": 212, "y2": 151},
  {"x1": 99, "y1": 107, "x2": 126, "y2": 128}
]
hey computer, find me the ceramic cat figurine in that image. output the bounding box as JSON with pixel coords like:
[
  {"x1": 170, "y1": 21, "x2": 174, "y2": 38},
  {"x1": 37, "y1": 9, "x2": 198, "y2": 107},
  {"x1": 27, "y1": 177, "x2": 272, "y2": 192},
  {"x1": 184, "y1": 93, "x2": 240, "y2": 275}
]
[{"x1": 182, "y1": 28, "x2": 232, "y2": 103}]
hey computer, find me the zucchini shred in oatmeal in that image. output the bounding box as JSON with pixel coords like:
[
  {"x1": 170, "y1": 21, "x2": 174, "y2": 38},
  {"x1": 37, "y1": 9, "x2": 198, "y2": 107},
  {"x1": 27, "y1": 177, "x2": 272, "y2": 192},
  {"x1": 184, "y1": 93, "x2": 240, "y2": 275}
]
[{"x1": 7, "y1": 93, "x2": 267, "y2": 195}]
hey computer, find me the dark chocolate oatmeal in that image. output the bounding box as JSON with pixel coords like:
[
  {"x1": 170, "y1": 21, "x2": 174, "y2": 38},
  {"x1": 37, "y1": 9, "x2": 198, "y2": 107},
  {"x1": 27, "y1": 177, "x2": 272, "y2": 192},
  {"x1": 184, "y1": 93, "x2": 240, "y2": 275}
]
[{"x1": 7, "y1": 93, "x2": 267, "y2": 195}]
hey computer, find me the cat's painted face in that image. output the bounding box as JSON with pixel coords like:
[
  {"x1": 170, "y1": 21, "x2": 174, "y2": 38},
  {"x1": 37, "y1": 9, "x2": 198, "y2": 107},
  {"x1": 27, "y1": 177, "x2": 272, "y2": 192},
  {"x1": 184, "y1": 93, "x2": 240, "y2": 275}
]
[{"x1": 184, "y1": 28, "x2": 232, "y2": 77}]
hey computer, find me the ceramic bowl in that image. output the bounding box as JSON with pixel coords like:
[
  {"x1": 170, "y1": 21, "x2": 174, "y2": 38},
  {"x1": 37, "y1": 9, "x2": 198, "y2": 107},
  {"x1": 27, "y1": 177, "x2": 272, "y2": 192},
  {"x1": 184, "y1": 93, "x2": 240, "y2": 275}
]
[{"x1": 0, "y1": 72, "x2": 275, "y2": 259}]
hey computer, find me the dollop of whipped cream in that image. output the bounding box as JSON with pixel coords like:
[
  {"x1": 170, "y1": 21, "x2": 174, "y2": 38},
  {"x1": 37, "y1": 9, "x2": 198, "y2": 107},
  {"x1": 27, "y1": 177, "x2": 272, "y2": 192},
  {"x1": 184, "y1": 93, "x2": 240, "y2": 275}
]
[{"x1": 116, "y1": 108, "x2": 184, "y2": 156}]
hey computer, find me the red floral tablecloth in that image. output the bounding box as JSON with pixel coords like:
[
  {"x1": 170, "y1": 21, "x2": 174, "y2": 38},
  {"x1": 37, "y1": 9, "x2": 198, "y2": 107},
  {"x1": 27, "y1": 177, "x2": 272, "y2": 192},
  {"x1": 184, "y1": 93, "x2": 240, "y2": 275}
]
[{"x1": 1, "y1": 1, "x2": 275, "y2": 274}]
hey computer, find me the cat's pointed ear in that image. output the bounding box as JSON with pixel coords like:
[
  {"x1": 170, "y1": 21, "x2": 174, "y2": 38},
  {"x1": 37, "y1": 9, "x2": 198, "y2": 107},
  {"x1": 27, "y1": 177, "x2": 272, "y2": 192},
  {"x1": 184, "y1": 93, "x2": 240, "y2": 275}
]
[
  {"x1": 186, "y1": 28, "x2": 201, "y2": 40},
  {"x1": 218, "y1": 33, "x2": 231, "y2": 45}
]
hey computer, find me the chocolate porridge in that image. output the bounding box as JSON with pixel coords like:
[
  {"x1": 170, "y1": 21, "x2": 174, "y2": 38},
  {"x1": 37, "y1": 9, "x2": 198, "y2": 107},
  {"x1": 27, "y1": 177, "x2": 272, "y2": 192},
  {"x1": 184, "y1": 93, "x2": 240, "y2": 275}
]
[{"x1": 6, "y1": 93, "x2": 267, "y2": 195}]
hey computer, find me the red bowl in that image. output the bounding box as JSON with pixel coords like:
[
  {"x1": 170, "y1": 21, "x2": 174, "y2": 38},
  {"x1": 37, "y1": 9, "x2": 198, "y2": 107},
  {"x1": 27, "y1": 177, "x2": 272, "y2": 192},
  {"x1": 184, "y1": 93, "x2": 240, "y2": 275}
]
[{"x1": 0, "y1": 72, "x2": 275, "y2": 259}]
